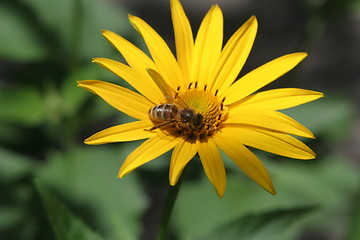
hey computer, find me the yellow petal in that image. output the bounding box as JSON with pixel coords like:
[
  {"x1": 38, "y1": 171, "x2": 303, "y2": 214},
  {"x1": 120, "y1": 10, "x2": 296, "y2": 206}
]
[
  {"x1": 214, "y1": 130, "x2": 276, "y2": 194},
  {"x1": 171, "y1": 0, "x2": 194, "y2": 84},
  {"x1": 84, "y1": 120, "x2": 154, "y2": 145},
  {"x1": 191, "y1": 5, "x2": 223, "y2": 88},
  {"x1": 197, "y1": 139, "x2": 226, "y2": 197},
  {"x1": 211, "y1": 16, "x2": 258, "y2": 94},
  {"x1": 226, "y1": 110, "x2": 314, "y2": 138},
  {"x1": 118, "y1": 132, "x2": 179, "y2": 177},
  {"x1": 223, "y1": 53, "x2": 308, "y2": 104},
  {"x1": 93, "y1": 58, "x2": 163, "y2": 104},
  {"x1": 169, "y1": 140, "x2": 197, "y2": 185},
  {"x1": 230, "y1": 88, "x2": 324, "y2": 110},
  {"x1": 129, "y1": 15, "x2": 183, "y2": 89},
  {"x1": 101, "y1": 30, "x2": 157, "y2": 77},
  {"x1": 223, "y1": 125, "x2": 315, "y2": 159},
  {"x1": 77, "y1": 80, "x2": 152, "y2": 120}
]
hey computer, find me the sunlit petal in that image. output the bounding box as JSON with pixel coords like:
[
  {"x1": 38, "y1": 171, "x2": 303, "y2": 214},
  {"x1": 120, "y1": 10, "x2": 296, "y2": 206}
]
[
  {"x1": 102, "y1": 30, "x2": 157, "y2": 76},
  {"x1": 85, "y1": 120, "x2": 154, "y2": 145},
  {"x1": 93, "y1": 58, "x2": 164, "y2": 104},
  {"x1": 191, "y1": 5, "x2": 223, "y2": 88},
  {"x1": 223, "y1": 53, "x2": 308, "y2": 104},
  {"x1": 171, "y1": 0, "x2": 194, "y2": 84},
  {"x1": 223, "y1": 125, "x2": 315, "y2": 159},
  {"x1": 214, "y1": 130, "x2": 276, "y2": 194},
  {"x1": 230, "y1": 88, "x2": 324, "y2": 110},
  {"x1": 169, "y1": 140, "x2": 197, "y2": 185},
  {"x1": 226, "y1": 110, "x2": 314, "y2": 138},
  {"x1": 197, "y1": 139, "x2": 226, "y2": 197},
  {"x1": 118, "y1": 132, "x2": 179, "y2": 177},
  {"x1": 129, "y1": 15, "x2": 183, "y2": 89},
  {"x1": 211, "y1": 16, "x2": 257, "y2": 94},
  {"x1": 77, "y1": 80, "x2": 152, "y2": 120}
]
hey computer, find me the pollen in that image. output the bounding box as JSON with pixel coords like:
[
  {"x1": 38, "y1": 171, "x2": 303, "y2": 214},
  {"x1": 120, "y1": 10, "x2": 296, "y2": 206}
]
[{"x1": 176, "y1": 88, "x2": 228, "y2": 141}]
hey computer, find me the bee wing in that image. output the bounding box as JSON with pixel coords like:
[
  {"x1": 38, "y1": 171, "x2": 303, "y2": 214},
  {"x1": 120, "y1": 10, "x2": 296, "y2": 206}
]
[
  {"x1": 147, "y1": 68, "x2": 190, "y2": 108},
  {"x1": 147, "y1": 68, "x2": 176, "y2": 103}
]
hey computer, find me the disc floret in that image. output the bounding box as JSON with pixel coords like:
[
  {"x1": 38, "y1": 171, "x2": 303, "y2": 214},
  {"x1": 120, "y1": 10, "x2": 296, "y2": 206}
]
[{"x1": 175, "y1": 87, "x2": 228, "y2": 141}]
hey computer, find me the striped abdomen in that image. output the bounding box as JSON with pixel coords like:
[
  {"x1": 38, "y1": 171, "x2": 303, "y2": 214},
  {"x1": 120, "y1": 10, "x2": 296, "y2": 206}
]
[{"x1": 148, "y1": 104, "x2": 179, "y2": 122}]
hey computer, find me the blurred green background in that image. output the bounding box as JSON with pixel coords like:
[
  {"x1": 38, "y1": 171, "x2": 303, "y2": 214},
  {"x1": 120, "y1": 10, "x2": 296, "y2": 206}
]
[{"x1": 1, "y1": 0, "x2": 360, "y2": 239}]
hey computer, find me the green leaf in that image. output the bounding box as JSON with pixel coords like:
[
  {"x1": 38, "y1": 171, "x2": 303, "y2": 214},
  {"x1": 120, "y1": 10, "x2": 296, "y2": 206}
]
[
  {"x1": 77, "y1": 0, "x2": 134, "y2": 60},
  {"x1": 35, "y1": 180, "x2": 105, "y2": 240},
  {"x1": 0, "y1": 147, "x2": 34, "y2": 182},
  {"x1": 201, "y1": 206, "x2": 316, "y2": 240},
  {"x1": 0, "y1": 2, "x2": 48, "y2": 61},
  {"x1": 36, "y1": 146, "x2": 148, "y2": 240},
  {"x1": 0, "y1": 87, "x2": 45, "y2": 126},
  {"x1": 20, "y1": 0, "x2": 133, "y2": 61},
  {"x1": 347, "y1": 188, "x2": 360, "y2": 240}
]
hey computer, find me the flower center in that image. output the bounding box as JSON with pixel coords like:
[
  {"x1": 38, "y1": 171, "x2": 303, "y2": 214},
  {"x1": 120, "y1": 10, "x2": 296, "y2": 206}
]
[{"x1": 176, "y1": 89, "x2": 227, "y2": 141}]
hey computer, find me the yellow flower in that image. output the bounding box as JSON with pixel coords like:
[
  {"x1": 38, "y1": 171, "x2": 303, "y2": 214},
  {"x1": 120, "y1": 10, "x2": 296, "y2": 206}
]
[{"x1": 78, "y1": 0, "x2": 323, "y2": 197}]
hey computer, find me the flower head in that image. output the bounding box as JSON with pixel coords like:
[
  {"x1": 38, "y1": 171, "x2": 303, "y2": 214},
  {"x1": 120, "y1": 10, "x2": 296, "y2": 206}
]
[{"x1": 78, "y1": 0, "x2": 323, "y2": 197}]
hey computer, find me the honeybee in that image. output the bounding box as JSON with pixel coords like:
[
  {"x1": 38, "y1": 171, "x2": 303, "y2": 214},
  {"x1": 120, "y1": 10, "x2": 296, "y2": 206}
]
[{"x1": 147, "y1": 69, "x2": 203, "y2": 131}]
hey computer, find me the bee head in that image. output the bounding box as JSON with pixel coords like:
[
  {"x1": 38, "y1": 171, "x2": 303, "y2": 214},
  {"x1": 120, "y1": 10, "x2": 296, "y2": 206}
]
[
  {"x1": 180, "y1": 108, "x2": 203, "y2": 126},
  {"x1": 194, "y1": 114, "x2": 203, "y2": 126}
]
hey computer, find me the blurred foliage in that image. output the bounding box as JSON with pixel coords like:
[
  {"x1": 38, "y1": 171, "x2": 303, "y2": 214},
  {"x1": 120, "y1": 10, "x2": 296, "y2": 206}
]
[
  {"x1": 0, "y1": 0, "x2": 360, "y2": 239},
  {"x1": 35, "y1": 180, "x2": 105, "y2": 240}
]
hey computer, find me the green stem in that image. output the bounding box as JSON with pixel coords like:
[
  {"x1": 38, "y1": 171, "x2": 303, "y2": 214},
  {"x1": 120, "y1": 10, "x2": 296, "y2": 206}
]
[{"x1": 156, "y1": 174, "x2": 184, "y2": 240}]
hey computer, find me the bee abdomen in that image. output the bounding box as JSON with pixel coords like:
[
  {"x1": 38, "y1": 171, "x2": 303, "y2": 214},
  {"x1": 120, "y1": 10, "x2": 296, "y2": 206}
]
[{"x1": 149, "y1": 104, "x2": 178, "y2": 121}]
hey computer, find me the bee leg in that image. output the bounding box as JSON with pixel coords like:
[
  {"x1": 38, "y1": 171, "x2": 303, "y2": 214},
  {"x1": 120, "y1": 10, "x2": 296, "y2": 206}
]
[{"x1": 145, "y1": 120, "x2": 177, "y2": 131}]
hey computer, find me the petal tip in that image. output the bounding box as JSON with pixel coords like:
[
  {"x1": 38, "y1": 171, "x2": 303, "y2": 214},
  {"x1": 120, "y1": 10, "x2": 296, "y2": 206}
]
[
  {"x1": 118, "y1": 169, "x2": 126, "y2": 178},
  {"x1": 269, "y1": 189, "x2": 277, "y2": 195},
  {"x1": 101, "y1": 30, "x2": 114, "y2": 38},
  {"x1": 211, "y1": 4, "x2": 222, "y2": 13},
  {"x1": 299, "y1": 52, "x2": 308, "y2": 59},
  {"x1": 266, "y1": 183, "x2": 277, "y2": 195},
  {"x1": 128, "y1": 14, "x2": 137, "y2": 22},
  {"x1": 303, "y1": 152, "x2": 316, "y2": 160},
  {"x1": 248, "y1": 15, "x2": 258, "y2": 30},
  {"x1": 249, "y1": 15, "x2": 258, "y2": 23},
  {"x1": 216, "y1": 189, "x2": 225, "y2": 198},
  {"x1": 84, "y1": 137, "x2": 98, "y2": 145}
]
